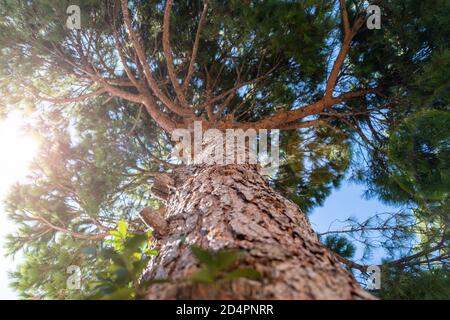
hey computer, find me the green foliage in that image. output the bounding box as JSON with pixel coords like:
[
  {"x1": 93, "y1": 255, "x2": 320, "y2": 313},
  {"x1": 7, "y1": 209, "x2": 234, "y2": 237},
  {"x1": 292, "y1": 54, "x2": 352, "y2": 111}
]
[
  {"x1": 190, "y1": 246, "x2": 261, "y2": 285},
  {"x1": 351, "y1": 0, "x2": 450, "y2": 209},
  {"x1": 104, "y1": 220, "x2": 158, "y2": 257},
  {"x1": 353, "y1": 109, "x2": 449, "y2": 263},
  {"x1": 275, "y1": 128, "x2": 351, "y2": 213},
  {"x1": 9, "y1": 238, "x2": 103, "y2": 299},
  {"x1": 323, "y1": 235, "x2": 356, "y2": 259},
  {"x1": 87, "y1": 222, "x2": 157, "y2": 300},
  {"x1": 378, "y1": 267, "x2": 450, "y2": 300},
  {"x1": 388, "y1": 110, "x2": 450, "y2": 203}
]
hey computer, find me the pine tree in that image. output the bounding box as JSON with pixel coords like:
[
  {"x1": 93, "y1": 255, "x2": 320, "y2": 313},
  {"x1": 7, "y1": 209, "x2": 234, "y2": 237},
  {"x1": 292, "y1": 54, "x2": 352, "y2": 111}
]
[{"x1": 0, "y1": 0, "x2": 448, "y2": 299}]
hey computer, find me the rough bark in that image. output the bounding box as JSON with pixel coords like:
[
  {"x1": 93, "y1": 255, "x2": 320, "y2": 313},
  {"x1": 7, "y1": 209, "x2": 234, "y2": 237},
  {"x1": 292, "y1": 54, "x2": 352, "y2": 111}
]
[{"x1": 142, "y1": 164, "x2": 374, "y2": 300}]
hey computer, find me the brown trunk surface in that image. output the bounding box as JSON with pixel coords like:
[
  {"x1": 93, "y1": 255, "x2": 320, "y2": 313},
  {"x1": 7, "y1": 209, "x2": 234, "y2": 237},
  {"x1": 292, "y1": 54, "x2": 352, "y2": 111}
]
[{"x1": 143, "y1": 164, "x2": 373, "y2": 299}]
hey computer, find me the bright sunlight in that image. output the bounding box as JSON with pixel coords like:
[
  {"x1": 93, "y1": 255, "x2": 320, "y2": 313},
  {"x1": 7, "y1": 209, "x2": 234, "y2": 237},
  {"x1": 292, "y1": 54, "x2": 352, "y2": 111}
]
[
  {"x1": 0, "y1": 112, "x2": 39, "y2": 299},
  {"x1": 0, "y1": 112, "x2": 39, "y2": 193}
]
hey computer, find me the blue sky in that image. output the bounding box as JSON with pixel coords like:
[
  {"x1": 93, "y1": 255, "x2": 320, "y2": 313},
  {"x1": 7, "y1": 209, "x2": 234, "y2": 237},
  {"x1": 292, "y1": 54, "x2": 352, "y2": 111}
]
[{"x1": 310, "y1": 181, "x2": 392, "y2": 265}]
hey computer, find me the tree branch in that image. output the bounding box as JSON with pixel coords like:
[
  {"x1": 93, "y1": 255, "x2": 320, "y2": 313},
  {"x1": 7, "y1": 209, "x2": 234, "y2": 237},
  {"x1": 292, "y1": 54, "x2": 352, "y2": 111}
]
[
  {"x1": 325, "y1": 1, "x2": 365, "y2": 98},
  {"x1": 233, "y1": 87, "x2": 380, "y2": 130},
  {"x1": 163, "y1": 0, "x2": 191, "y2": 109},
  {"x1": 333, "y1": 242, "x2": 448, "y2": 273},
  {"x1": 120, "y1": 0, "x2": 192, "y2": 117},
  {"x1": 183, "y1": 1, "x2": 209, "y2": 93},
  {"x1": 110, "y1": 8, "x2": 178, "y2": 132},
  {"x1": 28, "y1": 85, "x2": 107, "y2": 104},
  {"x1": 34, "y1": 215, "x2": 108, "y2": 241}
]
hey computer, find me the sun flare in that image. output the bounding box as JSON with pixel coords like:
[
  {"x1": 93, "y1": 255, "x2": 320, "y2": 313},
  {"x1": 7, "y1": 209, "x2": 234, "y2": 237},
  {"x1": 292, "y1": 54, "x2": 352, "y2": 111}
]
[{"x1": 0, "y1": 112, "x2": 39, "y2": 195}]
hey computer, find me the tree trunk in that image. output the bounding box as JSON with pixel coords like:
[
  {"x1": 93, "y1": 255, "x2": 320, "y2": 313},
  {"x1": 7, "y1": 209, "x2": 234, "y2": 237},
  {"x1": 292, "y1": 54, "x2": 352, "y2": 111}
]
[{"x1": 143, "y1": 164, "x2": 373, "y2": 300}]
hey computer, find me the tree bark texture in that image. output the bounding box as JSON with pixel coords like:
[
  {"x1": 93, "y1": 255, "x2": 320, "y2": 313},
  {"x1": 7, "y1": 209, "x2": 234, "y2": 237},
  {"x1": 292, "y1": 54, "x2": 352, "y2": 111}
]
[{"x1": 143, "y1": 164, "x2": 374, "y2": 299}]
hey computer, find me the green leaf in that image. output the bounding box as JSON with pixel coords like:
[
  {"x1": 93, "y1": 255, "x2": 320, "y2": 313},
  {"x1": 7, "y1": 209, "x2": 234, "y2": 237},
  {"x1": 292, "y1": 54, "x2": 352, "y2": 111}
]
[
  {"x1": 100, "y1": 287, "x2": 135, "y2": 300},
  {"x1": 113, "y1": 267, "x2": 130, "y2": 285},
  {"x1": 140, "y1": 278, "x2": 169, "y2": 288},
  {"x1": 191, "y1": 268, "x2": 215, "y2": 284},
  {"x1": 124, "y1": 233, "x2": 147, "y2": 251},
  {"x1": 190, "y1": 246, "x2": 214, "y2": 266},
  {"x1": 222, "y1": 268, "x2": 261, "y2": 282},
  {"x1": 215, "y1": 250, "x2": 238, "y2": 270},
  {"x1": 132, "y1": 252, "x2": 142, "y2": 261},
  {"x1": 109, "y1": 230, "x2": 123, "y2": 239},
  {"x1": 146, "y1": 249, "x2": 158, "y2": 256},
  {"x1": 117, "y1": 220, "x2": 127, "y2": 237}
]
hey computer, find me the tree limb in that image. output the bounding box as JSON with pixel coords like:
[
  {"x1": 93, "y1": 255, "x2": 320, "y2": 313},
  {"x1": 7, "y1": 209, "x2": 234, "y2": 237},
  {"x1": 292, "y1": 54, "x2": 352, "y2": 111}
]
[
  {"x1": 183, "y1": 1, "x2": 209, "y2": 93},
  {"x1": 163, "y1": 0, "x2": 191, "y2": 109},
  {"x1": 120, "y1": 0, "x2": 192, "y2": 117}
]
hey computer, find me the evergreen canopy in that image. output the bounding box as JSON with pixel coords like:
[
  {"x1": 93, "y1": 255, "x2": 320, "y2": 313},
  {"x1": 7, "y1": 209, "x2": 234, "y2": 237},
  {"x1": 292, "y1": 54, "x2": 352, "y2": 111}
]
[{"x1": 0, "y1": 0, "x2": 448, "y2": 299}]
